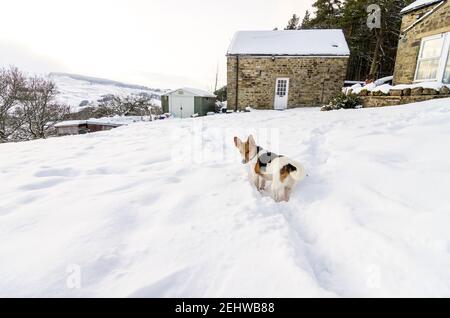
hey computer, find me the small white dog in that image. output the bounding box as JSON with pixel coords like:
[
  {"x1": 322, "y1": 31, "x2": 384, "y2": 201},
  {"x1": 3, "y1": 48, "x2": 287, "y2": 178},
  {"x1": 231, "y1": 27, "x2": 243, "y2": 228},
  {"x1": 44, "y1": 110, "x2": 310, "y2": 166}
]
[{"x1": 234, "y1": 135, "x2": 306, "y2": 202}]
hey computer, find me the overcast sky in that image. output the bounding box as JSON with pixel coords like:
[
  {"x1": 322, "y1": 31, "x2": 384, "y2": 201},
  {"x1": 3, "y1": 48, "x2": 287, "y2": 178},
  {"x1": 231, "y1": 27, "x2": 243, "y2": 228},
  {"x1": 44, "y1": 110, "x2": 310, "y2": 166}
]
[{"x1": 0, "y1": 0, "x2": 314, "y2": 90}]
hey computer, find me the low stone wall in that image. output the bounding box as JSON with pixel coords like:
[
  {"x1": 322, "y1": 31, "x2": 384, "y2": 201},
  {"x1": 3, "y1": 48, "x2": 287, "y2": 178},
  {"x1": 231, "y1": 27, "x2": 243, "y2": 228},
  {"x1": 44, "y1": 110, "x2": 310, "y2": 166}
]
[{"x1": 360, "y1": 94, "x2": 450, "y2": 108}]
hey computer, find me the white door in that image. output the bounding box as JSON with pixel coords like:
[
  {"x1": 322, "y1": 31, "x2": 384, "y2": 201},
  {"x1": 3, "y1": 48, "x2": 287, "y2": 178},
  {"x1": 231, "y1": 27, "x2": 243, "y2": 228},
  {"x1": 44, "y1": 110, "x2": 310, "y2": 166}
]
[
  {"x1": 171, "y1": 96, "x2": 195, "y2": 118},
  {"x1": 274, "y1": 78, "x2": 289, "y2": 110}
]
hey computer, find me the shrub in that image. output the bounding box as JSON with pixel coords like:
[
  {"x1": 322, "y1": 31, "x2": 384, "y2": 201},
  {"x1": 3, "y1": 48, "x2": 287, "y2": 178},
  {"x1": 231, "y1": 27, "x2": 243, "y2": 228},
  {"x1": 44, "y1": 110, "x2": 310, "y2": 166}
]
[{"x1": 321, "y1": 93, "x2": 361, "y2": 111}]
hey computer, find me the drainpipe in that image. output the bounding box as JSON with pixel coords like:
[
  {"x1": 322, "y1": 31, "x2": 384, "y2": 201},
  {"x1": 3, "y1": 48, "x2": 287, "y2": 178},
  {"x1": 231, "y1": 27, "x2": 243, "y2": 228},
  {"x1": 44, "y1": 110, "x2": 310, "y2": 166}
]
[{"x1": 235, "y1": 55, "x2": 239, "y2": 112}]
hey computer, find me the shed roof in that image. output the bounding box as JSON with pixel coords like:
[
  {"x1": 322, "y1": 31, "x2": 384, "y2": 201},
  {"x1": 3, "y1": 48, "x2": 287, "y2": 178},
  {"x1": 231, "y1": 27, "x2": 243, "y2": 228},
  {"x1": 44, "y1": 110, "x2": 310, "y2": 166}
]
[
  {"x1": 54, "y1": 120, "x2": 87, "y2": 128},
  {"x1": 86, "y1": 120, "x2": 125, "y2": 127},
  {"x1": 163, "y1": 87, "x2": 216, "y2": 98},
  {"x1": 401, "y1": 0, "x2": 443, "y2": 14},
  {"x1": 227, "y1": 29, "x2": 350, "y2": 56},
  {"x1": 55, "y1": 118, "x2": 128, "y2": 128}
]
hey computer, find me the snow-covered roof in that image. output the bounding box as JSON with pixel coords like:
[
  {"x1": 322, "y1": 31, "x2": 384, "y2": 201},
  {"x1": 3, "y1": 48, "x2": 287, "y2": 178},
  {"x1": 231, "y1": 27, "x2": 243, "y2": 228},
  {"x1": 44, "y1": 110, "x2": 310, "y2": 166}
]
[
  {"x1": 401, "y1": 0, "x2": 443, "y2": 13},
  {"x1": 54, "y1": 120, "x2": 87, "y2": 128},
  {"x1": 163, "y1": 87, "x2": 216, "y2": 98},
  {"x1": 86, "y1": 120, "x2": 126, "y2": 127},
  {"x1": 55, "y1": 118, "x2": 130, "y2": 128},
  {"x1": 227, "y1": 30, "x2": 350, "y2": 56}
]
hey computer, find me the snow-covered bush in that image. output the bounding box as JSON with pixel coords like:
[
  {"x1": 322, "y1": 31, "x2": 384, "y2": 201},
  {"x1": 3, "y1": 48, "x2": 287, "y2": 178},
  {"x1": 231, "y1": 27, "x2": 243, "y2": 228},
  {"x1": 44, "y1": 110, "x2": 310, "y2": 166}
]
[
  {"x1": 97, "y1": 94, "x2": 159, "y2": 117},
  {"x1": 321, "y1": 93, "x2": 360, "y2": 111}
]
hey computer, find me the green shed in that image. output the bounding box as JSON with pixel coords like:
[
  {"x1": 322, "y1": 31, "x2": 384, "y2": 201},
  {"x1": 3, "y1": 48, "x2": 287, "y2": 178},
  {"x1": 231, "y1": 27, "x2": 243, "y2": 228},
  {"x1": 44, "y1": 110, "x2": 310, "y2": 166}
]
[{"x1": 161, "y1": 87, "x2": 217, "y2": 118}]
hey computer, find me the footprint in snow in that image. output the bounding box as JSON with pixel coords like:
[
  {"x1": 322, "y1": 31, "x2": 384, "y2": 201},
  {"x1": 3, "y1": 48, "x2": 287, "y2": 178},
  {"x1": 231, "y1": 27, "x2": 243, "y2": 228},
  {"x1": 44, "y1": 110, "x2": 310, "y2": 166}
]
[
  {"x1": 167, "y1": 176, "x2": 182, "y2": 184},
  {"x1": 19, "y1": 178, "x2": 65, "y2": 191},
  {"x1": 34, "y1": 168, "x2": 79, "y2": 178}
]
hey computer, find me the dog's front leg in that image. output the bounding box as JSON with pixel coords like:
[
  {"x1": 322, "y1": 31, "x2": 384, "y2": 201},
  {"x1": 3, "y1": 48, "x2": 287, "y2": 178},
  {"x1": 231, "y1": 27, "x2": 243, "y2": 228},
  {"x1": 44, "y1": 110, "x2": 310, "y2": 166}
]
[
  {"x1": 259, "y1": 178, "x2": 266, "y2": 191},
  {"x1": 253, "y1": 175, "x2": 261, "y2": 192}
]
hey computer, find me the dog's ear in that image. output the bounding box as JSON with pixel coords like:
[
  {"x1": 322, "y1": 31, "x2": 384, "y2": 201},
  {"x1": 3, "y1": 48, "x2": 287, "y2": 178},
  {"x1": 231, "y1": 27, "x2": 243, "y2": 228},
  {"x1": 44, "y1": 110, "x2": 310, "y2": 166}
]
[
  {"x1": 247, "y1": 135, "x2": 258, "y2": 159},
  {"x1": 234, "y1": 137, "x2": 242, "y2": 148},
  {"x1": 248, "y1": 135, "x2": 256, "y2": 147}
]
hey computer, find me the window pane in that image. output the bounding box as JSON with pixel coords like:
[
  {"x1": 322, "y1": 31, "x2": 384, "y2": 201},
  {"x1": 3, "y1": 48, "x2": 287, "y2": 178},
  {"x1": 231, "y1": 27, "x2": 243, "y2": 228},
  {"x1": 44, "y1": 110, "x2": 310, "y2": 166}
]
[
  {"x1": 416, "y1": 59, "x2": 440, "y2": 80},
  {"x1": 443, "y1": 51, "x2": 450, "y2": 84},
  {"x1": 421, "y1": 37, "x2": 444, "y2": 59}
]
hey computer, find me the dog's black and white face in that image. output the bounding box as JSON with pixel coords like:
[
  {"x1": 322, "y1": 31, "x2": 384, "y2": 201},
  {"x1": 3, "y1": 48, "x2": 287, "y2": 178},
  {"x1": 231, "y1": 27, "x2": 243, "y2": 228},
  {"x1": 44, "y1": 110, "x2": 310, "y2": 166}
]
[{"x1": 234, "y1": 135, "x2": 258, "y2": 164}]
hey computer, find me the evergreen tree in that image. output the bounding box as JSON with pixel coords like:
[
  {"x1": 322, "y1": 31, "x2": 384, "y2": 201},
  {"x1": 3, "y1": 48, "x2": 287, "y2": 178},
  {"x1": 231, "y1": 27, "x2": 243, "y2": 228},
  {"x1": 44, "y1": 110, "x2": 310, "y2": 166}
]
[
  {"x1": 285, "y1": 14, "x2": 300, "y2": 30},
  {"x1": 286, "y1": 0, "x2": 416, "y2": 80},
  {"x1": 299, "y1": 10, "x2": 312, "y2": 29},
  {"x1": 308, "y1": 0, "x2": 342, "y2": 29}
]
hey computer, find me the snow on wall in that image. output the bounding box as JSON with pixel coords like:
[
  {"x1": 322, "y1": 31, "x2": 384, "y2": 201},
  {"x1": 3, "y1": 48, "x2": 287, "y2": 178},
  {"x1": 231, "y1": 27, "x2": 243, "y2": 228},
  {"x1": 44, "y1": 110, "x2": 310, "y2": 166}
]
[
  {"x1": 227, "y1": 30, "x2": 350, "y2": 56},
  {"x1": 349, "y1": 81, "x2": 449, "y2": 95}
]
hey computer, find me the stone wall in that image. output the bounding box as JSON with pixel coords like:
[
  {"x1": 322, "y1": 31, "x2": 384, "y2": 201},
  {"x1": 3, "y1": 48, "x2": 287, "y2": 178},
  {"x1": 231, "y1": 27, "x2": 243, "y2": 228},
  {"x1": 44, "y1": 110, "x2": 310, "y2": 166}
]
[
  {"x1": 393, "y1": 1, "x2": 450, "y2": 84},
  {"x1": 360, "y1": 94, "x2": 450, "y2": 107},
  {"x1": 227, "y1": 56, "x2": 348, "y2": 110}
]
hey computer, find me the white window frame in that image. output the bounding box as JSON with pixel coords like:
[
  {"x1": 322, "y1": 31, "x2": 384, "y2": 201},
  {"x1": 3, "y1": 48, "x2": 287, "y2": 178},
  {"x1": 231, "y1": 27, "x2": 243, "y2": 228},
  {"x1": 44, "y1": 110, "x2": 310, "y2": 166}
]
[
  {"x1": 443, "y1": 41, "x2": 450, "y2": 84},
  {"x1": 414, "y1": 32, "x2": 450, "y2": 83}
]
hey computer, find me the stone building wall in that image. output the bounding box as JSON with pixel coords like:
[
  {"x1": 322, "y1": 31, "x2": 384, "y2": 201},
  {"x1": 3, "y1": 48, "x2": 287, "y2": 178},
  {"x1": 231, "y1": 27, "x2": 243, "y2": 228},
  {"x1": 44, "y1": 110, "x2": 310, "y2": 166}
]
[
  {"x1": 393, "y1": 1, "x2": 450, "y2": 84},
  {"x1": 227, "y1": 56, "x2": 349, "y2": 110},
  {"x1": 360, "y1": 94, "x2": 450, "y2": 108}
]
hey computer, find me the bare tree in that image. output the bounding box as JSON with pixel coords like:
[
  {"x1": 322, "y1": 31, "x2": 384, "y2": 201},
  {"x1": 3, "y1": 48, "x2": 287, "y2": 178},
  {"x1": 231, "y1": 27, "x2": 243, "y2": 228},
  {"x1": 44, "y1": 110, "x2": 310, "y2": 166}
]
[
  {"x1": 19, "y1": 76, "x2": 70, "y2": 140},
  {"x1": 0, "y1": 67, "x2": 27, "y2": 142},
  {"x1": 97, "y1": 94, "x2": 156, "y2": 119}
]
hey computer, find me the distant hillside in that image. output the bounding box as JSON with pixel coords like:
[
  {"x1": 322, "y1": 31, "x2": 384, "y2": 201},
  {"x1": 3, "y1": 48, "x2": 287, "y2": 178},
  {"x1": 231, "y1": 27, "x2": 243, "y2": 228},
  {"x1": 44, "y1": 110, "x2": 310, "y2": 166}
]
[
  {"x1": 49, "y1": 73, "x2": 164, "y2": 112},
  {"x1": 49, "y1": 72, "x2": 158, "y2": 91}
]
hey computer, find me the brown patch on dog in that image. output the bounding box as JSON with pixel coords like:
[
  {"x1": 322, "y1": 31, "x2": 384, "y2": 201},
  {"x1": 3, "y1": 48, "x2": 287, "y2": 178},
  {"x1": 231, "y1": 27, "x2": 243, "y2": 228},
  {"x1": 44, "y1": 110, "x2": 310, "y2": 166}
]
[
  {"x1": 280, "y1": 164, "x2": 297, "y2": 183},
  {"x1": 255, "y1": 161, "x2": 262, "y2": 175}
]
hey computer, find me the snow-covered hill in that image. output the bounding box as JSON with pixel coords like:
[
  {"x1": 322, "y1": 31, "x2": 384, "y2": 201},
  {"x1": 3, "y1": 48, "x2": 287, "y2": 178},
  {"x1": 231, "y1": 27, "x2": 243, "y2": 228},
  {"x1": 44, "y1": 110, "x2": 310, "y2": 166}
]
[
  {"x1": 1, "y1": 99, "x2": 450, "y2": 297},
  {"x1": 49, "y1": 73, "x2": 164, "y2": 112}
]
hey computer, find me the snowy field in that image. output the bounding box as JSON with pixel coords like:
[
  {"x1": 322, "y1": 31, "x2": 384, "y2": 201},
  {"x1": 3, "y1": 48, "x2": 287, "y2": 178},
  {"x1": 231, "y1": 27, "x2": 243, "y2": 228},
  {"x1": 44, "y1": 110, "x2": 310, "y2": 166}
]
[{"x1": 1, "y1": 99, "x2": 450, "y2": 297}]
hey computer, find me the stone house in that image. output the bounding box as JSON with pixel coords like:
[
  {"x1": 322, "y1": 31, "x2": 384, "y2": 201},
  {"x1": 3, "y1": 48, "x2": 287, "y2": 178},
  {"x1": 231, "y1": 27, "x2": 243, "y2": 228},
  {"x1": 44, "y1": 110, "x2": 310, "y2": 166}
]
[
  {"x1": 226, "y1": 30, "x2": 350, "y2": 111},
  {"x1": 393, "y1": 0, "x2": 450, "y2": 85}
]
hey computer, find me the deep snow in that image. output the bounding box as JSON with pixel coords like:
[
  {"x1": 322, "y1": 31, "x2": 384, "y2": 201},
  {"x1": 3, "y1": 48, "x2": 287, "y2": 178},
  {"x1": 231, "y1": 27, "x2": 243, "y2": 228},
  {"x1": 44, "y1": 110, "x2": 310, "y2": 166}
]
[{"x1": 1, "y1": 99, "x2": 450, "y2": 297}]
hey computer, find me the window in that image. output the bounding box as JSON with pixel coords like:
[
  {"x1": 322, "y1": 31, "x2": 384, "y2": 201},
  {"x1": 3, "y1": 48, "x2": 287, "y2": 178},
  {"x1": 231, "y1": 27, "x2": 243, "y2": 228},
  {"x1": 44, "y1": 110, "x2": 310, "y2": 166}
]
[
  {"x1": 276, "y1": 80, "x2": 287, "y2": 96},
  {"x1": 415, "y1": 35, "x2": 444, "y2": 81},
  {"x1": 415, "y1": 33, "x2": 450, "y2": 83}
]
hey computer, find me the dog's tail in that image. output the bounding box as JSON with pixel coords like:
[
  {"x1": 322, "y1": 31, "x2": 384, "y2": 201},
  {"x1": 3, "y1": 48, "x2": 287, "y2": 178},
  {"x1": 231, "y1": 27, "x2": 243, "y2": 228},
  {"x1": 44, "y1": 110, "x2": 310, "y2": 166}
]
[{"x1": 287, "y1": 160, "x2": 307, "y2": 182}]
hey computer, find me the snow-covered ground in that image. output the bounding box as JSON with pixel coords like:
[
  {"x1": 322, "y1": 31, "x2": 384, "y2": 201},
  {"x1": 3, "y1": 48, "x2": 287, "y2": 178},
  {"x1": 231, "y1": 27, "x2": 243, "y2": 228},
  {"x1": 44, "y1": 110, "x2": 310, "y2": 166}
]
[
  {"x1": 50, "y1": 73, "x2": 162, "y2": 112},
  {"x1": 1, "y1": 99, "x2": 450, "y2": 297}
]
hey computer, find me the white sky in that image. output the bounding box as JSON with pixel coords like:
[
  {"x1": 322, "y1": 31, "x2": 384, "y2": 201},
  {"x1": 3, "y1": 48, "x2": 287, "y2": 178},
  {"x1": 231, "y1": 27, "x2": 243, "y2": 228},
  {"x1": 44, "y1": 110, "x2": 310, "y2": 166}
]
[{"x1": 0, "y1": 0, "x2": 314, "y2": 90}]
